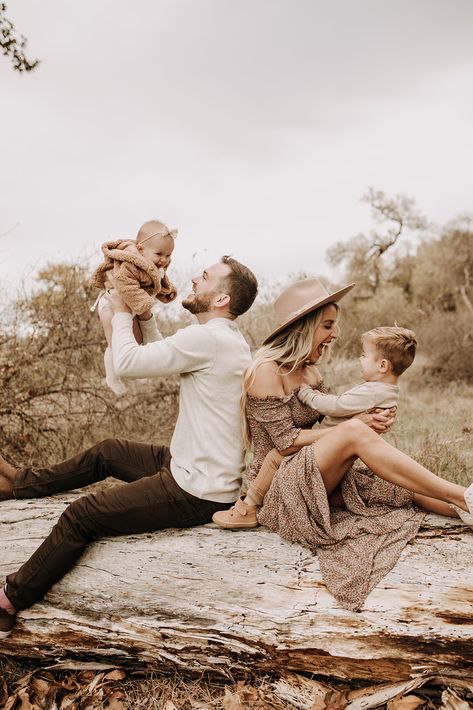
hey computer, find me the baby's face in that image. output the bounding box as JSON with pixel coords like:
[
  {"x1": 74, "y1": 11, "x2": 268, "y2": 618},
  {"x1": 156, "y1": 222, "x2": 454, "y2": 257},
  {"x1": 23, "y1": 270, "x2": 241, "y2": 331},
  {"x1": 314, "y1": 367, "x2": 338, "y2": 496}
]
[{"x1": 139, "y1": 234, "x2": 174, "y2": 269}]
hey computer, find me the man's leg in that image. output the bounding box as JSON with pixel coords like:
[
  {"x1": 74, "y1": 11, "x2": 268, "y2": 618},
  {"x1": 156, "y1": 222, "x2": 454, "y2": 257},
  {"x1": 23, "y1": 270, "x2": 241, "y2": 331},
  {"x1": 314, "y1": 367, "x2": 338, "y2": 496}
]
[
  {"x1": 5, "y1": 464, "x2": 227, "y2": 612},
  {"x1": 9, "y1": 439, "x2": 167, "y2": 499}
]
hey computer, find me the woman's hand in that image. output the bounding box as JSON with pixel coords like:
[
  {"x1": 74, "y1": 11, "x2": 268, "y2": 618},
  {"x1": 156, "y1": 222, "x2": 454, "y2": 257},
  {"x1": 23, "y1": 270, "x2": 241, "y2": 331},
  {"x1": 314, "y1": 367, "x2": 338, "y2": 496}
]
[{"x1": 356, "y1": 406, "x2": 397, "y2": 433}]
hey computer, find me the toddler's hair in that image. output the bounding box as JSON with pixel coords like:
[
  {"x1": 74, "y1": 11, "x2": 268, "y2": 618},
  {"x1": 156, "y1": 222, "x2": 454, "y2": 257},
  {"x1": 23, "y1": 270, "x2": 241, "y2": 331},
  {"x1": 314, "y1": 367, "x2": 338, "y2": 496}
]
[
  {"x1": 362, "y1": 326, "x2": 417, "y2": 376},
  {"x1": 136, "y1": 220, "x2": 177, "y2": 245}
]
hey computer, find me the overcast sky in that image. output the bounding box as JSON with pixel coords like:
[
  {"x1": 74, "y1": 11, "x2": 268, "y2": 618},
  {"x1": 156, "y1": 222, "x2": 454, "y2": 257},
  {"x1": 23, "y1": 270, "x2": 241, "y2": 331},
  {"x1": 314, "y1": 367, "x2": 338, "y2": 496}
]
[{"x1": 1, "y1": 0, "x2": 472, "y2": 294}]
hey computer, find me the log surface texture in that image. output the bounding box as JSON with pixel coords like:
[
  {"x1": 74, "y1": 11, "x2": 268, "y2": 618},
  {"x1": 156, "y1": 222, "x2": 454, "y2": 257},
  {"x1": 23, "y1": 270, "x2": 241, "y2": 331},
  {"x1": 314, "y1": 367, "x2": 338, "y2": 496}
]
[{"x1": 1, "y1": 493, "x2": 472, "y2": 680}]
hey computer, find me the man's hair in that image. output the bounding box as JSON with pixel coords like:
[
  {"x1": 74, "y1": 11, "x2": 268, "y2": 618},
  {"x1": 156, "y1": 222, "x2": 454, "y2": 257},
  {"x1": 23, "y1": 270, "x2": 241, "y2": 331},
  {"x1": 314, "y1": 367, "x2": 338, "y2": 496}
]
[
  {"x1": 362, "y1": 326, "x2": 417, "y2": 376},
  {"x1": 220, "y1": 256, "x2": 258, "y2": 317}
]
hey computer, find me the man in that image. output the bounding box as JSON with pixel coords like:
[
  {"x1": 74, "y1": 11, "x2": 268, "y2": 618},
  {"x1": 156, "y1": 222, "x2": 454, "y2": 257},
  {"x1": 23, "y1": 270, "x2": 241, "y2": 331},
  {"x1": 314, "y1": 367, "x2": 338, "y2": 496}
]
[{"x1": 0, "y1": 256, "x2": 258, "y2": 638}]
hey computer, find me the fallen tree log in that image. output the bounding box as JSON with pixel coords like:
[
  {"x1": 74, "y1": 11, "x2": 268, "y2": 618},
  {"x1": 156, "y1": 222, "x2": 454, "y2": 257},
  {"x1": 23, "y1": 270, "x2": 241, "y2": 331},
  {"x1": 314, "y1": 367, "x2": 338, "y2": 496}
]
[{"x1": 1, "y1": 492, "x2": 472, "y2": 681}]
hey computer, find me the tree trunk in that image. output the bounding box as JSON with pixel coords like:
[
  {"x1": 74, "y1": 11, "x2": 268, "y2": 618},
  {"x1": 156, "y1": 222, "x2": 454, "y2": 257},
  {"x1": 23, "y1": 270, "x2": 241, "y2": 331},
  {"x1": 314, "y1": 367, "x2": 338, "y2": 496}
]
[{"x1": 1, "y1": 493, "x2": 472, "y2": 681}]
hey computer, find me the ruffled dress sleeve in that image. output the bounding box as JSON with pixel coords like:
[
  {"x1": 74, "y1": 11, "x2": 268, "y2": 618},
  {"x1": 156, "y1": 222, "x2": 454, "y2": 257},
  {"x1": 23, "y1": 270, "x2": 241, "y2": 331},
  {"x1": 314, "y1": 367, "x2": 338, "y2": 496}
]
[{"x1": 248, "y1": 396, "x2": 301, "y2": 451}]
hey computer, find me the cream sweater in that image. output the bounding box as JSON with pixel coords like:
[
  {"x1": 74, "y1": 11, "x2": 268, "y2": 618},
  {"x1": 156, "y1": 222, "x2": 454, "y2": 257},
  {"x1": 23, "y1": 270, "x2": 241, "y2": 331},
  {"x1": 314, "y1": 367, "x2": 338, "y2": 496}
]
[
  {"x1": 111, "y1": 312, "x2": 251, "y2": 503},
  {"x1": 298, "y1": 381, "x2": 400, "y2": 428}
]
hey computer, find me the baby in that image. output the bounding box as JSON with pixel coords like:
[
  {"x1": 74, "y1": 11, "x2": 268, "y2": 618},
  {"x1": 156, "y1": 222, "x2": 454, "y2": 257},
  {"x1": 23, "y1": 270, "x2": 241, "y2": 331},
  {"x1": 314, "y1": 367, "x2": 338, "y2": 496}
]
[
  {"x1": 213, "y1": 326, "x2": 417, "y2": 529},
  {"x1": 91, "y1": 219, "x2": 177, "y2": 395}
]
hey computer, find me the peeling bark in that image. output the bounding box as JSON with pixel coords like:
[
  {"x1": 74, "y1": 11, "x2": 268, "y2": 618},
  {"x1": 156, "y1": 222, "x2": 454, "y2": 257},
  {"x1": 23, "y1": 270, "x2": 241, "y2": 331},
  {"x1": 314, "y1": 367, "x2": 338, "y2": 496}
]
[{"x1": 1, "y1": 493, "x2": 472, "y2": 680}]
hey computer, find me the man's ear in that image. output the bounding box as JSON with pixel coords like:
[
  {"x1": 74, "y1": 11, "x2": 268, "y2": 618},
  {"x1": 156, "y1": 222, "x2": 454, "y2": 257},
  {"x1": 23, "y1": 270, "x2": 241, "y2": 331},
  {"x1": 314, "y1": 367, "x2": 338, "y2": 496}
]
[{"x1": 215, "y1": 293, "x2": 230, "y2": 309}]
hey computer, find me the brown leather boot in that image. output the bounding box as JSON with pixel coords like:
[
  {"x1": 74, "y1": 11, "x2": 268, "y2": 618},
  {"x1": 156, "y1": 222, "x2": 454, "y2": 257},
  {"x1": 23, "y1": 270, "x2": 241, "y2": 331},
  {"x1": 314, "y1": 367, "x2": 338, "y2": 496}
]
[{"x1": 212, "y1": 497, "x2": 259, "y2": 529}]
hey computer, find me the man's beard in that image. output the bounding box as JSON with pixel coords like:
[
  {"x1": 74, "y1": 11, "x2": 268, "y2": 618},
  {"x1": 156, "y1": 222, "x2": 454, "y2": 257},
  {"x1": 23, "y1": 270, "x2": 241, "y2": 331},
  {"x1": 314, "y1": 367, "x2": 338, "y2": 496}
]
[{"x1": 182, "y1": 291, "x2": 215, "y2": 315}]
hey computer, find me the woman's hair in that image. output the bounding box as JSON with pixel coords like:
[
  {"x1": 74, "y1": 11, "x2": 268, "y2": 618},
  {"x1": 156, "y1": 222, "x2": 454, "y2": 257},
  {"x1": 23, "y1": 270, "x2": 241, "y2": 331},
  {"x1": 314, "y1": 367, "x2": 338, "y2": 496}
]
[{"x1": 240, "y1": 302, "x2": 339, "y2": 449}]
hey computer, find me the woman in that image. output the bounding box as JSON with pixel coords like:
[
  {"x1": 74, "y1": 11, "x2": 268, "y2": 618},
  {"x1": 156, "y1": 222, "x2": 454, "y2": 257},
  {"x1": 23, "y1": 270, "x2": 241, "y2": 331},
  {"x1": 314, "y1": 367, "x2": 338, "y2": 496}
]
[{"x1": 219, "y1": 278, "x2": 472, "y2": 611}]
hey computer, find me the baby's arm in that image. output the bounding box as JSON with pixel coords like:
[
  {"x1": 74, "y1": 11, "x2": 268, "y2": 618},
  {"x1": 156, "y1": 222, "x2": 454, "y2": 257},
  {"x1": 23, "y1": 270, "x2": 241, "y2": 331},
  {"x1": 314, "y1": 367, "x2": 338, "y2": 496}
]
[{"x1": 298, "y1": 383, "x2": 382, "y2": 417}]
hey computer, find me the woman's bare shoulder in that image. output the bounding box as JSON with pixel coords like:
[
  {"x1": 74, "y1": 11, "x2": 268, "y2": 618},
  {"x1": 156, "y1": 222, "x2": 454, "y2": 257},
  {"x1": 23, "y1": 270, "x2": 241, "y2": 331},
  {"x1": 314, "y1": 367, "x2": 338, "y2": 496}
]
[{"x1": 247, "y1": 361, "x2": 286, "y2": 398}]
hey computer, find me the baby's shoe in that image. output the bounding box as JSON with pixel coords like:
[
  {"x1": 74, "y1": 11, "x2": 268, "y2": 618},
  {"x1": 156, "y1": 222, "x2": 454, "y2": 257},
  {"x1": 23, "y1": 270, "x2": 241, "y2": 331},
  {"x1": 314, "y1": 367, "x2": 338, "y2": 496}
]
[
  {"x1": 212, "y1": 497, "x2": 259, "y2": 529},
  {"x1": 104, "y1": 348, "x2": 127, "y2": 396},
  {"x1": 449, "y1": 483, "x2": 473, "y2": 528}
]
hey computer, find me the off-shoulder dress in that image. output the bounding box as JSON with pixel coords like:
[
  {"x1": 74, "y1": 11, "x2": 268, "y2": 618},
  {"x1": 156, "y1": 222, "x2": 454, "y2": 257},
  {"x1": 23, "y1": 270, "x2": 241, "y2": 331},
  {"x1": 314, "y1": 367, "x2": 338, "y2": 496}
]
[{"x1": 245, "y1": 383, "x2": 425, "y2": 611}]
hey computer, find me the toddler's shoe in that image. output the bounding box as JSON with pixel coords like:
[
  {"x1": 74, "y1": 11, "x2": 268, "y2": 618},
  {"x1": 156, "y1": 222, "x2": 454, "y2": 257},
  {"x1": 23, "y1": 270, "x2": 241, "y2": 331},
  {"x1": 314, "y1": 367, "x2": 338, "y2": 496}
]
[
  {"x1": 0, "y1": 607, "x2": 16, "y2": 639},
  {"x1": 212, "y1": 497, "x2": 259, "y2": 529},
  {"x1": 449, "y1": 482, "x2": 473, "y2": 528}
]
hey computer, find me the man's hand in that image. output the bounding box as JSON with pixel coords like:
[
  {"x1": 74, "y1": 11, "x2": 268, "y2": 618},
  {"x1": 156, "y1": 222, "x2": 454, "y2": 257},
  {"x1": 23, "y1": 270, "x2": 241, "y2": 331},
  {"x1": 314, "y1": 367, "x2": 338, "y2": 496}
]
[
  {"x1": 355, "y1": 406, "x2": 397, "y2": 433},
  {"x1": 103, "y1": 286, "x2": 132, "y2": 315},
  {"x1": 137, "y1": 309, "x2": 153, "y2": 321}
]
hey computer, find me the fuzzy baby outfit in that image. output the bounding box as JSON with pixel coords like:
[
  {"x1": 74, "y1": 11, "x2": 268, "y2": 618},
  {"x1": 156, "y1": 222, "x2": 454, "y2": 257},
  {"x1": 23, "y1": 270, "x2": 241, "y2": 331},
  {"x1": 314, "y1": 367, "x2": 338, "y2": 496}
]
[{"x1": 91, "y1": 239, "x2": 177, "y2": 394}]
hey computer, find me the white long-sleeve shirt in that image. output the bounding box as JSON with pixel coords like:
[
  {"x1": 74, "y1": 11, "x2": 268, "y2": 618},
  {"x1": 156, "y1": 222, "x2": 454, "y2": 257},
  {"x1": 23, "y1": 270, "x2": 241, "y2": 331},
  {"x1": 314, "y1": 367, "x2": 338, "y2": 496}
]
[
  {"x1": 298, "y1": 380, "x2": 400, "y2": 428},
  {"x1": 111, "y1": 312, "x2": 251, "y2": 503}
]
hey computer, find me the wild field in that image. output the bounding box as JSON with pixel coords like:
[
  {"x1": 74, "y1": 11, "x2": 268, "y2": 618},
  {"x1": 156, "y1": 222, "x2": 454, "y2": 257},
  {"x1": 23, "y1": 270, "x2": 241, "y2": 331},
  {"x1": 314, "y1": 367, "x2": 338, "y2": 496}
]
[
  {"x1": 326, "y1": 356, "x2": 473, "y2": 488},
  {"x1": 1, "y1": 375, "x2": 472, "y2": 709}
]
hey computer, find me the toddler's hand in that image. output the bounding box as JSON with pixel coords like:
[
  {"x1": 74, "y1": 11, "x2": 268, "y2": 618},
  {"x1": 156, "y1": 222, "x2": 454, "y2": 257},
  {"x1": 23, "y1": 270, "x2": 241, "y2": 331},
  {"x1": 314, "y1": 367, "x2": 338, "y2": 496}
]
[{"x1": 299, "y1": 384, "x2": 312, "y2": 397}]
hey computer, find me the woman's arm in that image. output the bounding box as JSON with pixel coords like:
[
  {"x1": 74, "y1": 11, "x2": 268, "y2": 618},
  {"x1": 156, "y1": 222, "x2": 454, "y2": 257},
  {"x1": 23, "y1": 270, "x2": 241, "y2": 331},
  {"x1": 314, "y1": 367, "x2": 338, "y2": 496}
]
[
  {"x1": 279, "y1": 427, "x2": 331, "y2": 455},
  {"x1": 248, "y1": 362, "x2": 330, "y2": 455}
]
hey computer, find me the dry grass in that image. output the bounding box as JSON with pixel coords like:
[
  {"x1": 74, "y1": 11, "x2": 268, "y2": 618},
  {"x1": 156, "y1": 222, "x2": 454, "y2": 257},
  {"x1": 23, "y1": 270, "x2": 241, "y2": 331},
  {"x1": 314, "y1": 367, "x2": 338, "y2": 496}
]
[{"x1": 323, "y1": 355, "x2": 473, "y2": 486}]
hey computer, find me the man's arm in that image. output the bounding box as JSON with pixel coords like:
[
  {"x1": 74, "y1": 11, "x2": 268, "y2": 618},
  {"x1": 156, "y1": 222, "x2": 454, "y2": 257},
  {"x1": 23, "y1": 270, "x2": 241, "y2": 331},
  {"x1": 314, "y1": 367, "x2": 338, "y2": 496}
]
[
  {"x1": 136, "y1": 311, "x2": 163, "y2": 344},
  {"x1": 103, "y1": 287, "x2": 212, "y2": 379},
  {"x1": 111, "y1": 312, "x2": 214, "y2": 379}
]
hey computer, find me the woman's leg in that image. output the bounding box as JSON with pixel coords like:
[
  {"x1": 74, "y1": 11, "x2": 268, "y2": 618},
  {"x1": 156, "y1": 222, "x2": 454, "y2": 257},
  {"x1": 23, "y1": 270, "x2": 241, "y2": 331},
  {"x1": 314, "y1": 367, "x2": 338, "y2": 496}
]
[
  {"x1": 1, "y1": 439, "x2": 167, "y2": 500},
  {"x1": 313, "y1": 419, "x2": 468, "y2": 510},
  {"x1": 412, "y1": 494, "x2": 460, "y2": 517}
]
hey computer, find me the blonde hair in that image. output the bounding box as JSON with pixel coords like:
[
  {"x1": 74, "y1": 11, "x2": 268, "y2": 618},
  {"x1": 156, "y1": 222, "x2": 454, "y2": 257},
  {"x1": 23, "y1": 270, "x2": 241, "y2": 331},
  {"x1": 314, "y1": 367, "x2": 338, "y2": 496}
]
[
  {"x1": 241, "y1": 303, "x2": 339, "y2": 448},
  {"x1": 362, "y1": 326, "x2": 417, "y2": 376},
  {"x1": 136, "y1": 220, "x2": 177, "y2": 245}
]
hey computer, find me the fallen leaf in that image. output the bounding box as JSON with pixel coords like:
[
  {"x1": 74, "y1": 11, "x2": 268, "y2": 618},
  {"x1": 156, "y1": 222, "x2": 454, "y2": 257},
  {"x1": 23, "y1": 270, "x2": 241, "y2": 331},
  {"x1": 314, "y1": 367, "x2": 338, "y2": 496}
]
[
  {"x1": 440, "y1": 688, "x2": 471, "y2": 710},
  {"x1": 325, "y1": 689, "x2": 351, "y2": 709},
  {"x1": 222, "y1": 687, "x2": 242, "y2": 709},
  {"x1": 104, "y1": 669, "x2": 126, "y2": 681},
  {"x1": 18, "y1": 687, "x2": 41, "y2": 710},
  {"x1": 387, "y1": 694, "x2": 425, "y2": 710},
  {"x1": 86, "y1": 672, "x2": 105, "y2": 695},
  {"x1": 14, "y1": 673, "x2": 34, "y2": 690},
  {"x1": 346, "y1": 677, "x2": 431, "y2": 710},
  {"x1": 106, "y1": 699, "x2": 126, "y2": 710},
  {"x1": 164, "y1": 701, "x2": 178, "y2": 710},
  {"x1": 32, "y1": 677, "x2": 54, "y2": 701},
  {"x1": 3, "y1": 694, "x2": 18, "y2": 710},
  {"x1": 60, "y1": 693, "x2": 78, "y2": 709}
]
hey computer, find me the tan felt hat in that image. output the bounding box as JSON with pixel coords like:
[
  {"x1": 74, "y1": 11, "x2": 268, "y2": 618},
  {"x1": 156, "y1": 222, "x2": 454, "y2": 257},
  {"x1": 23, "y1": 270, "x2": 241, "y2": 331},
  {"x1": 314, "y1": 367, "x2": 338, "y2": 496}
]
[{"x1": 263, "y1": 278, "x2": 355, "y2": 345}]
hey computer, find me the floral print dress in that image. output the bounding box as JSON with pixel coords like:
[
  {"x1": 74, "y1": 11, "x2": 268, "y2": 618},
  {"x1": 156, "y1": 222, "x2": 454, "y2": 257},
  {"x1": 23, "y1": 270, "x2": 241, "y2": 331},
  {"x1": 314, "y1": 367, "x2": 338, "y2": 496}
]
[{"x1": 245, "y1": 384, "x2": 425, "y2": 611}]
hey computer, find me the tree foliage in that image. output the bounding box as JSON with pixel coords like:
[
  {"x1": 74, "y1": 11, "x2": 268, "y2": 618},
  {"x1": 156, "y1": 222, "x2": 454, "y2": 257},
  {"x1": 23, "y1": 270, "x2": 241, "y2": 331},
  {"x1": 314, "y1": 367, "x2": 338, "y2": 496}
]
[
  {"x1": 0, "y1": 264, "x2": 179, "y2": 466},
  {"x1": 327, "y1": 188, "x2": 427, "y2": 293},
  {"x1": 1, "y1": 3, "x2": 39, "y2": 73},
  {"x1": 329, "y1": 193, "x2": 473, "y2": 381}
]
